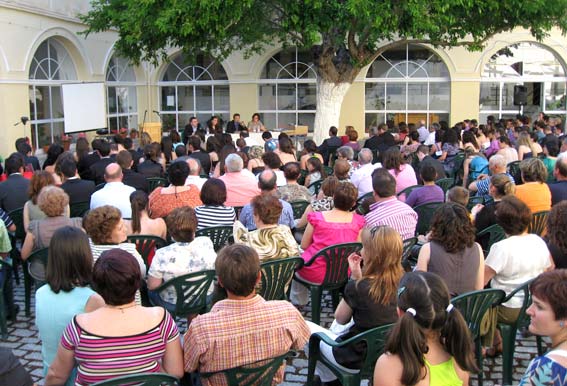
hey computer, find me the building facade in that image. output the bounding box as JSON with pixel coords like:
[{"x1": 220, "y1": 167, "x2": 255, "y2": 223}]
[{"x1": 1, "y1": 0, "x2": 566, "y2": 156}]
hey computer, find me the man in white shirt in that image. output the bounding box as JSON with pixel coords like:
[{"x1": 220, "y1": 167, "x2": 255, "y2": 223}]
[
  {"x1": 90, "y1": 163, "x2": 135, "y2": 218},
  {"x1": 417, "y1": 120, "x2": 429, "y2": 143},
  {"x1": 350, "y1": 148, "x2": 381, "y2": 198},
  {"x1": 184, "y1": 158, "x2": 207, "y2": 190}
]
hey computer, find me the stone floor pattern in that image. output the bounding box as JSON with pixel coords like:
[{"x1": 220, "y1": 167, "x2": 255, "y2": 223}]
[{"x1": 0, "y1": 277, "x2": 546, "y2": 386}]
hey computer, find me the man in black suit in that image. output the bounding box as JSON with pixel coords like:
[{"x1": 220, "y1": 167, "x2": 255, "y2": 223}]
[
  {"x1": 318, "y1": 126, "x2": 342, "y2": 165},
  {"x1": 416, "y1": 145, "x2": 446, "y2": 184},
  {"x1": 188, "y1": 135, "x2": 211, "y2": 175},
  {"x1": 0, "y1": 153, "x2": 30, "y2": 212},
  {"x1": 225, "y1": 113, "x2": 247, "y2": 133},
  {"x1": 183, "y1": 116, "x2": 202, "y2": 145},
  {"x1": 89, "y1": 140, "x2": 114, "y2": 186},
  {"x1": 123, "y1": 137, "x2": 141, "y2": 172},
  {"x1": 116, "y1": 150, "x2": 148, "y2": 193},
  {"x1": 364, "y1": 124, "x2": 396, "y2": 163},
  {"x1": 59, "y1": 158, "x2": 96, "y2": 205},
  {"x1": 15, "y1": 138, "x2": 40, "y2": 171},
  {"x1": 77, "y1": 138, "x2": 102, "y2": 180}
]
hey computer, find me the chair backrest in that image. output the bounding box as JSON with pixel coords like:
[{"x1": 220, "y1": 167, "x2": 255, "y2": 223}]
[
  {"x1": 289, "y1": 200, "x2": 310, "y2": 220},
  {"x1": 147, "y1": 177, "x2": 168, "y2": 193},
  {"x1": 502, "y1": 279, "x2": 534, "y2": 330},
  {"x1": 313, "y1": 242, "x2": 362, "y2": 287},
  {"x1": 528, "y1": 211, "x2": 549, "y2": 237},
  {"x1": 507, "y1": 161, "x2": 522, "y2": 186},
  {"x1": 27, "y1": 247, "x2": 49, "y2": 283},
  {"x1": 308, "y1": 180, "x2": 323, "y2": 196},
  {"x1": 435, "y1": 177, "x2": 454, "y2": 193},
  {"x1": 413, "y1": 202, "x2": 443, "y2": 236},
  {"x1": 259, "y1": 257, "x2": 303, "y2": 301},
  {"x1": 451, "y1": 288, "x2": 506, "y2": 339},
  {"x1": 126, "y1": 235, "x2": 168, "y2": 268},
  {"x1": 7, "y1": 208, "x2": 25, "y2": 241},
  {"x1": 401, "y1": 237, "x2": 418, "y2": 271},
  {"x1": 467, "y1": 195, "x2": 484, "y2": 211},
  {"x1": 195, "y1": 225, "x2": 233, "y2": 252},
  {"x1": 298, "y1": 169, "x2": 308, "y2": 185},
  {"x1": 70, "y1": 201, "x2": 91, "y2": 218},
  {"x1": 91, "y1": 373, "x2": 180, "y2": 385},
  {"x1": 323, "y1": 165, "x2": 334, "y2": 176},
  {"x1": 358, "y1": 323, "x2": 395, "y2": 378},
  {"x1": 449, "y1": 152, "x2": 466, "y2": 180},
  {"x1": 355, "y1": 191, "x2": 375, "y2": 216},
  {"x1": 200, "y1": 352, "x2": 289, "y2": 386},
  {"x1": 476, "y1": 224, "x2": 506, "y2": 256},
  {"x1": 396, "y1": 185, "x2": 421, "y2": 200},
  {"x1": 154, "y1": 269, "x2": 215, "y2": 318}
]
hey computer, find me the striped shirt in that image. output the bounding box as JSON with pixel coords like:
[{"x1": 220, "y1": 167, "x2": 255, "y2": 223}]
[
  {"x1": 60, "y1": 311, "x2": 179, "y2": 386},
  {"x1": 184, "y1": 295, "x2": 310, "y2": 386},
  {"x1": 194, "y1": 205, "x2": 236, "y2": 230},
  {"x1": 365, "y1": 197, "x2": 418, "y2": 240}
]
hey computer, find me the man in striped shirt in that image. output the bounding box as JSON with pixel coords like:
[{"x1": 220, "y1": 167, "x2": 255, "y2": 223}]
[
  {"x1": 184, "y1": 244, "x2": 310, "y2": 385},
  {"x1": 365, "y1": 168, "x2": 418, "y2": 240}
]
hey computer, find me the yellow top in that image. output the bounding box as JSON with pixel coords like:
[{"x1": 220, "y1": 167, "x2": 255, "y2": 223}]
[{"x1": 424, "y1": 357, "x2": 462, "y2": 386}]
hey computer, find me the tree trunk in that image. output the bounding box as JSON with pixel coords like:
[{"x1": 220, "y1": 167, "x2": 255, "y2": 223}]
[{"x1": 312, "y1": 78, "x2": 351, "y2": 144}]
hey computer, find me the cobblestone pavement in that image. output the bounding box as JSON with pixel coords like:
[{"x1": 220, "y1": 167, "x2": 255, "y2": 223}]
[{"x1": 0, "y1": 279, "x2": 547, "y2": 386}]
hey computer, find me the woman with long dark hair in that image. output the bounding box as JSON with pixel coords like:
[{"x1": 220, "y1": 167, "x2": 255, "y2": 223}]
[{"x1": 128, "y1": 191, "x2": 167, "y2": 239}]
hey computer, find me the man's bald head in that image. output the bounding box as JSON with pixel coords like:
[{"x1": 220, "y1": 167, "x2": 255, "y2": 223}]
[
  {"x1": 258, "y1": 169, "x2": 277, "y2": 192},
  {"x1": 187, "y1": 158, "x2": 201, "y2": 176},
  {"x1": 104, "y1": 163, "x2": 123, "y2": 182}
]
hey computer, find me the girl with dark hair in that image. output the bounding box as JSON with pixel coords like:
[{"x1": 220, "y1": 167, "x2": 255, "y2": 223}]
[
  {"x1": 374, "y1": 271, "x2": 478, "y2": 386},
  {"x1": 307, "y1": 226, "x2": 403, "y2": 383},
  {"x1": 207, "y1": 115, "x2": 223, "y2": 134},
  {"x1": 496, "y1": 135, "x2": 519, "y2": 165},
  {"x1": 212, "y1": 144, "x2": 237, "y2": 178},
  {"x1": 36, "y1": 226, "x2": 104, "y2": 386},
  {"x1": 545, "y1": 201, "x2": 567, "y2": 269},
  {"x1": 128, "y1": 191, "x2": 167, "y2": 239},
  {"x1": 416, "y1": 203, "x2": 484, "y2": 296},
  {"x1": 160, "y1": 135, "x2": 174, "y2": 164},
  {"x1": 275, "y1": 136, "x2": 297, "y2": 164},
  {"x1": 138, "y1": 143, "x2": 164, "y2": 178},
  {"x1": 462, "y1": 147, "x2": 488, "y2": 188},
  {"x1": 300, "y1": 139, "x2": 324, "y2": 170},
  {"x1": 74, "y1": 137, "x2": 90, "y2": 162},
  {"x1": 43, "y1": 144, "x2": 64, "y2": 172},
  {"x1": 169, "y1": 130, "x2": 184, "y2": 150},
  {"x1": 382, "y1": 147, "x2": 417, "y2": 200},
  {"x1": 304, "y1": 157, "x2": 326, "y2": 192}
]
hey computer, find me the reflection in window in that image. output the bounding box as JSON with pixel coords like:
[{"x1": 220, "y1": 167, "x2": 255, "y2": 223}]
[
  {"x1": 365, "y1": 44, "x2": 450, "y2": 128},
  {"x1": 29, "y1": 38, "x2": 77, "y2": 149},
  {"x1": 258, "y1": 48, "x2": 317, "y2": 131},
  {"x1": 106, "y1": 55, "x2": 137, "y2": 133},
  {"x1": 159, "y1": 54, "x2": 229, "y2": 131},
  {"x1": 480, "y1": 42, "x2": 567, "y2": 121}
]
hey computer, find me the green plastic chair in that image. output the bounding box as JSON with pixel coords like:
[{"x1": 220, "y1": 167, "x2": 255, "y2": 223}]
[
  {"x1": 69, "y1": 201, "x2": 91, "y2": 218},
  {"x1": 27, "y1": 247, "x2": 49, "y2": 288},
  {"x1": 323, "y1": 165, "x2": 334, "y2": 176},
  {"x1": 149, "y1": 269, "x2": 215, "y2": 319},
  {"x1": 7, "y1": 207, "x2": 33, "y2": 315},
  {"x1": 476, "y1": 224, "x2": 507, "y2": 256},
  {"x1": 290, "y1": 200, "x2": 310, "y2": 220},
  {"x1": 396, "y1": 184, "x2": 421, "y2": 200},
  {"x1": 147, "y1": 177, "x2": 168, "y2": 193},
  {"x1": 126, "y1": 235, "x2": 168, "y2": 268},
  {"x1": 200, "y1": 351, "x2": 290, "y2": 385},
  {"x1": 506, "y1": 161, "x2": 522, "y2": 186},
  {"x1": 308, "y1": 180, "x2": 323, "y2": 196},
  {"x1": 452, "y1": 288, "x2": 506, "y2": 386},
  {"x1": 91, "y1": 373, "x2": 180, "y2": 385},
  {"x1": 435, "y1": 177, "x2": 454, "y2": 193},
  {"x1": 355, "y1": 191, "x2": 374, "y2": 216},
  {"x1": 0, "y1": 259, "x2": 11, "y2": 339},
  {"x1": 498, "y1": 280, "x2": 534, "y2": 386},
  {"x1": 259, "y1": 257, "x2": 303, "y2": 301},
  {"x1": 195, "y1": 225, "x2": 233, "y2": 252},
  {"x1": 306, "y1": 323, "x2": 394, "y2": 386},
  {"x1": 401, "y1": 237, "x2": 418, "y2": 272},
  {"x1": 467, "y1": 195, "x2": 484, "y2": 211},
  {"x1": 450, "y1": 152, "x2": 466, "y2": 185},
  {"x1": 528, "y1": 210, "x2": 549, "y2": 237},
  {"x1": 413, "y1": 202, "x2": 443, "y2": 236},
  {"x1": 298, "y1": 169, "x2": 308, "y2": 185},
  {"x1": 294, "y1": 242, "x2": 362, "y2": 325}
]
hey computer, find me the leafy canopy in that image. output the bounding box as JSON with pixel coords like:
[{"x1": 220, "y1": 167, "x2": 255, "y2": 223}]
[{"x1": 82, "y1": 0, "x2": 567, "y2": 82}]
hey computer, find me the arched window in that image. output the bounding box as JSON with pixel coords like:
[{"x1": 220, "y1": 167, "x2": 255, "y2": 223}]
[
  {"x1": 29, "y1": 38, "x2": 77, "y2": 149},
  {"x1": 479, "y1": 42, "x2": 567, "y2": 122},
  {"x1": 365, "y1": 44, "x2": 450, "y2": 128},
  {"x1": 159, "y1": 54, "x2": 229, "y2": 131},
  {"x1": 106, "y1": 55, "x2": 137, "y2": 133},
  {"x1": 258, "y1": 47, "x2": 317, "y2": 131}
]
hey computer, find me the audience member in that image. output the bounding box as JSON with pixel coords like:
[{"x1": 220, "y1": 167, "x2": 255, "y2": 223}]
[
  {"x1": 89, "y1": 140, "x2": 113, "y2": 186},
  {"x1": 137, "y1": 144, "x2": 164, "y2": 178},
  {"x1": 446, "y1": 186, "x2": 470, "y2": 208},
  {"x1": 188, "y1": 135, "x2": 211, "y2": 175},
  {"x1": 45, "y1": 249, "x2": 183, "y2": 385},
  {"x1": 59, "y1": 157, "x2": 95, "y2": 205},
  {"x1": 305, "y1": 157, "x2": 326, "y2": 192},
  {"x1": 116, "y1": 150, "x2": 148, "y2": 193},
  {"x1": 277, "y1": 162, "x2": 312, "y2": 203},
  {"x1": 350, "y1": 148, "x2": 380, "y2": 198},
  {"x1": 405, "y1": 165, "x2": 444, "y2": 207},
  {"x1": 515, "y1": 158, "x2": 552, "y2": 212},
  {"x1": 365, "y1": 168, "x2": 417, "y2": 240},
  {"x1": 0, "y1": 347, "x2": 34, "y2": 386},
  {"x1": 15, "y1": 137, "x2": 40, "y2": 171},
  {"x1": 318, "y1": 126, "x2": 342, "y2": 165},
  {"x1": 23, "y1": 171, "x2": 57, "y2": 230},
  {"x1": 382, "y1": 147, "x2": 417, "y2": 199},
  {"x1": 148, "y1": 161, "x2": 202, "y2": 219},
  {"x1": 496, "y1": 135, "x2": 519, "y2": 165},
  {"x1": 299, "y1": 139, "x2": 324, "y2": 170},
  {"x1": 364, "y1": 124, "x2": 395, "y2": 163},
  {"x1": 545, "y1": 201, "x2": 567, "y2": 269},
  {"x1": 247, "y1": 145, "x2": 265, "y2": 175},
  {"x1": 128, "y1": 191, "x2": 167, "y2": 239},
  {"x1": 333, "y1": 158, "x2": 351, "y2": 181},
  {"x1": 549, "y1": 152, "x2": 567, "y2": 205},
  {"x1": 184, "y1": 158, "x2": 207, "y2": 190},
  {"x1": 416, "y1": 144, "x2": 446, "y2": 184},
  {"x1": 89, "y1": 163, "x2": 136, "y2": 218},
  {"x1": 416, "y1": 203, "x2": 484, "y2": 296},
  {"x1": 0, "y1": 153, "x2": 30, "y2": 212},
  {"x1": 262, "y1": 151, "x2": 286, "y2": 186},
  {"x1": 194, "y1": 178, "x2": 236, "y2": 230},
  {"x1": 374, "y1": 271, "x2": 478, "y2": 385},
  {"x1": 219, "y1": 154, "x2": 260, "y2": 207},
  {"x1": 183, "y1": 244, "x2": 309, "y2": 384},
  {"x1": 468, "y1": 154, "x2": 513, "y2": 197},
  {"x1": 77, "y1": 138, "x2": 102, "y2": 180},
  {"x1": 275, "y1": 136, "x2": 297, "y2": 165}
]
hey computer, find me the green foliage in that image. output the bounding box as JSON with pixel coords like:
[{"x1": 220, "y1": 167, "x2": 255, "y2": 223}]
[{"x1": 81, "y1": 0, "x2": 567, "y2": 81}]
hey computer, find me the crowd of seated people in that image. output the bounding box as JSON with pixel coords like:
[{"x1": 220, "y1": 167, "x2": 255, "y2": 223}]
[{"x1": 0, "y1": 113, "x2": 567, "y2": 385}]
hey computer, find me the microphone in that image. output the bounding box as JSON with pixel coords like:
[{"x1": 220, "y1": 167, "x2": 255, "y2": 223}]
[{"x1": 153, "y1": 110, "x2": 161, "y2": 116}]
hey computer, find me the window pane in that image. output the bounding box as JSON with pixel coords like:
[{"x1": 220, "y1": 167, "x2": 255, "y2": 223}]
[
  {"x1": 365, "y1": 83, "x2": 385, "y2": 110},
  {"x1": 407, "y1": 83, "x2": 427, "y2": 110},
  {"x1": 107, "y1": 87, "x2": 117, "y2": 114},
  {"x1": 161, "y1": 86, "x2": 177, "y2": 111},
  {"x1": 214, "y1": 85, "x2": 229, "y2": 111},
  {"x1": 116, "y1": 87, "x2": 129, "y2": 114},
  {"x1": 297, "y1": 83, "x2": 316, "y2": 110},
  {"x1": 108, "y1": 116, "x2": 118, "y2": 133},
  {"x1": 277, "y1": 84, "x2": 297, "y2": 110},
  {"x1": 545, "y1": 82, "x2": 567, "y2": 111},
  {"x1": 262, "y1": 113, "x2": 276, "y2": 130},
  {"x1": 297, "y1": 113, "x2": 315, "y2": 132},
  {"x1": 365, "y1": 113, "x2": 381, "y2": 129},
  {"x1": 386, "y1": 83, "x2": 406, "y2": 110},
  {"x1": 178, "y1": 86, "x2": 195, "y2": 111},
  {"x1": 276, "y1": 112, "x2": 296, "y2": 128},
  {"x1": 31, "y1": 86, "x2": 50, "y2": 120},
  {"x1": 259, "y1": 84, "x2": 277, "y2": 110},
  {"x1": 177, "y1": 113, "x2": 192, "y2": 131},
  {"x1": 52, "y1": 121, "x2": 64, "y2": 143},
  {"x1": 37, "y1": 122, "x2": 52, "y2": 148},
  {"x1": 195, "y1": 86, "x2": 212, "y2": 110},
  {"x1": 128, "y1": 86, "x2": 137, "y2": 113},
  {"x1": 429, "y1": 82, "x2": 450, "y2": 110},
  {"x1": 162, "y1": 114, "x2": 177, "y2": 131},
  {"x1": 51, "y1": 87, "x2": 64, "y2": 119},
  {"x1": 502, "y1": 83, "x2": 517, "y2": 110},
  {"x1": 479, "y1": 83, "x2": 499, "y2": 110}
]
